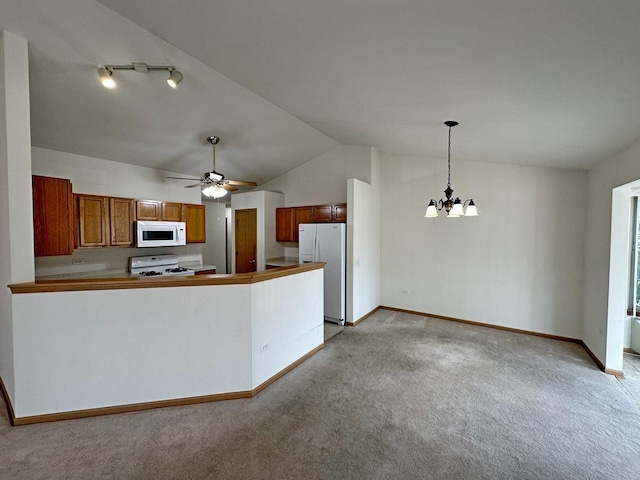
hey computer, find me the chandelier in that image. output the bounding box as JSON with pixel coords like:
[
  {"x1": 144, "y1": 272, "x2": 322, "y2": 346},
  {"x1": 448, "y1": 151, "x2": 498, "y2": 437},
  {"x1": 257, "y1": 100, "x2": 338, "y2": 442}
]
[{"x1": 424, "y1": 121, "x2": 478, "y2": 218}]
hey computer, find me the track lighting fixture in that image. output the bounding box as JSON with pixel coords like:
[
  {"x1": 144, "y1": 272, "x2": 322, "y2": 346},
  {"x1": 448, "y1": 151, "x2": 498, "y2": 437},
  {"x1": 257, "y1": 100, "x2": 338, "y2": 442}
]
[
  {"x1": 97, "y1": 66, "x2": 115, "y2": 89},
  {"x1": 166, "y1": 69, "x2": 183, "y2": 88},
  {"x1": 97, "y1": 63, "x2": 183, "y2": 89},
  {"x1": 424, "y1": 121, "x2": 478, "y2": 218}
]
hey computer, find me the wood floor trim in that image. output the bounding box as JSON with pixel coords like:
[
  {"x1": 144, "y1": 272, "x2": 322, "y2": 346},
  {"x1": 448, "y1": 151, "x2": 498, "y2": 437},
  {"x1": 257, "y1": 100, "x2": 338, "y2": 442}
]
[
  {"x1": 0, "y1": 375, "x2": 16, "y2": 426},
  {"x1": 4, "y1": 343, "x2": 325, "y2": 426},
  {"x1": 380, "y1": 306, "x2": 583, "y2": 343},
  {"x1": 346, "y1": 306, "x2": 380, "y2": 327},
  {"x1": 253, "y1": 344, "x2": 325, "y2": 396}
]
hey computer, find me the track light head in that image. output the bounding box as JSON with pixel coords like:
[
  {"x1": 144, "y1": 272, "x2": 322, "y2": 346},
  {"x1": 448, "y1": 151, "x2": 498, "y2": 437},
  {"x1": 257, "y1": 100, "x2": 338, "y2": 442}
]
[
  {"x1": 167, "y1": 69, "x2": 183, "y2": 88},
  {"x1": 97, "y1": 66, "x2": 115, "y2": 89}
]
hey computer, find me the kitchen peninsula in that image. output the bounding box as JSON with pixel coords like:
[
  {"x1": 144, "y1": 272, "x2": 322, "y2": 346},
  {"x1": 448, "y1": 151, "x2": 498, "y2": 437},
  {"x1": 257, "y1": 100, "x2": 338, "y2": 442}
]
[{"x1": 5, "y1": 263, "x2": 324, "y2": 425}]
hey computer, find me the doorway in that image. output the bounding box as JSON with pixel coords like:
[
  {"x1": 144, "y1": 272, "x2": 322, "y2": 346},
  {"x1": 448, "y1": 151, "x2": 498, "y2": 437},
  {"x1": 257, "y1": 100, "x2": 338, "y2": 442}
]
[{"x1": 235, "y1": 208, "x2": 257, "y2": 273}]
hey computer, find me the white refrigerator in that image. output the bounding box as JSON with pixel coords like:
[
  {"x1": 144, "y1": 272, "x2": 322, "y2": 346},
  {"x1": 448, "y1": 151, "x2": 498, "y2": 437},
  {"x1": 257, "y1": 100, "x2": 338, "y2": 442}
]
[{"x1": 299, "y1": 223, "x2": 346, "y2": 325}]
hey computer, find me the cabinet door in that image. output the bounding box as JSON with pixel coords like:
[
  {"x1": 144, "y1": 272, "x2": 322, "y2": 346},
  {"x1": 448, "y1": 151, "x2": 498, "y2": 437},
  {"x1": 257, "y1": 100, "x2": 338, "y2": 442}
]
[
  {"x1": 32, "y1": 175, "x2": 74, "y2": 256},
  {"x1": 313, "y1": 204, "x2": 333, "y2": 222},
  {"x1": 136, "y1": 200, "x2": 161, "y2": 221},
  {"x1": 333, "y1": 203, "x2": 347, "y2": 222},
  {"x1": 162, "y1": 202, "x2": 184, "y2": 221},
  {"x1": 109, "y1": 197, "x2": 135, "y2": 246},
  {"x1": 78, "y1": 195, "x2": 109, "y2": 247},
  {"x1": 276, "y1": 207, "x2": 295, "y2": 241},
  {"x1": 293, "y1": 206, "x2": 314, "y2": 242},
  {"x1": 184, "y1": 204, "x2": 206, "y2": 243}
]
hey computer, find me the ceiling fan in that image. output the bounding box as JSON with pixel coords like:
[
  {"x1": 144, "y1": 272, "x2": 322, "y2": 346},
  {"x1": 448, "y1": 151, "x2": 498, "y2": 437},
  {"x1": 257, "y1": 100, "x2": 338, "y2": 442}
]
[{"x1": 167, "y1": 136, "x2": 257, "y2": 198}]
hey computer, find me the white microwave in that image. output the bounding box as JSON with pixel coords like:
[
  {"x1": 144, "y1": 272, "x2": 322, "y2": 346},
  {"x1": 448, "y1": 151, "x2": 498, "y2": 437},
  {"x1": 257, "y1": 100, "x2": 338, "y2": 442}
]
[{"x1": 136, "y1": 221, "x2": 186, "y2": 247}]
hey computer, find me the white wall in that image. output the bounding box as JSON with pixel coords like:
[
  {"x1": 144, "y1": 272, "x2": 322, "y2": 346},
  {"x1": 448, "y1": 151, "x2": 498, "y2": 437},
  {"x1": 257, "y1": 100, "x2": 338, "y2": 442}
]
[
  {"x1": 583, "y1": 139, "x2": 640, "y2": 369},
  {"x1": 0, "y1": 31, "x2": 33, "y2": 404},
  {"x1": 257, "y1": 145, "x2": 373, "y2": 206},
  {"x1": 380, "y1": 153, "x2": 588, "y2": 338},
  {"x1": 346, "y1": 151, "x2": 381, "y2": 323},
  {"x1": 10, "y1": 267, "x2": 324, "y2": 418},
  {"x1": 231, "y1": 191, "x2": 284, "y2": 272},
  {"x1": 31, "y1": 147, "x2": 203, "y2": 276},
  {"x1": 251, "y1": 269, "x2": 324, "y2": 386},
  {"x1": 203, "y1": 199, "x2": 227, "y2": 273}
]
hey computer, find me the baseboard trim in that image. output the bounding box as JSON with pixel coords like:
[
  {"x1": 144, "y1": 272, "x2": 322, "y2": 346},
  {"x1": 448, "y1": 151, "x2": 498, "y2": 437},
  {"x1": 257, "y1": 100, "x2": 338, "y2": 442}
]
[
  {"x1": 379, "y1": 306, "x2": 617, "y2": 375},
  {"x1": 380, "y1": 306, "x2": 582, "y2": 343},
  {"x1": 604, "y1": 368, "x2": 625, "y2": 378},
  {"x1": 4, "y1": 343, "x2": 325, "y2": 426},
  {"x1": 0, "y1": 375, "x2": 16, "y2": 426},
  {"x1": 252, "y1": 344, "x2": 325, "y2": 396},
  {"x1": 623, "y1": 347, "x2": 638, "y2": 354},
  {"x1": 346, "y1": 306, "x2": 380, "y2": 327}
]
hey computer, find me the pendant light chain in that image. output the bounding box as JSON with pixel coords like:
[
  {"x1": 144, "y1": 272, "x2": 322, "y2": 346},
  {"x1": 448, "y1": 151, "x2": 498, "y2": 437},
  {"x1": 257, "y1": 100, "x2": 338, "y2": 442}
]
[{"x1": 447, "y1": 124, "x2": 452, "y2": 189}]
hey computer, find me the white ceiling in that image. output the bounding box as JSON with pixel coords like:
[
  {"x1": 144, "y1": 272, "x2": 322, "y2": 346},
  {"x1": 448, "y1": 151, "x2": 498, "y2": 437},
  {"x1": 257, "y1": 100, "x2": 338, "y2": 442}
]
[{"x1": 3, "y1": 0, "x2": 640, "y2": 186}]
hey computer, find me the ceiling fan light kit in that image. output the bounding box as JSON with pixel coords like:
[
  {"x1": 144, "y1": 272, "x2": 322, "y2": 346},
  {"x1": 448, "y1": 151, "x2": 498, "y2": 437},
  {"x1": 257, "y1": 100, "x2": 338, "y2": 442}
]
[
  {"x1": 166, "y1": 135, "x2": 258, "y2": 197},
  {"x1": 424, "y1": 121, "x2": 478, "y2": 218},
  {"x1": 97, "y1": 63, "x2": 183, "y2": 89}
]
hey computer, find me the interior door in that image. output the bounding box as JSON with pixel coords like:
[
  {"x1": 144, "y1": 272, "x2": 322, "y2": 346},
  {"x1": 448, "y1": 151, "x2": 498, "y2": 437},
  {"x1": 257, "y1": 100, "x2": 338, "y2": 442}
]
[{"x1": 235, "y1": 208, "x2": 257, "y2": 273}]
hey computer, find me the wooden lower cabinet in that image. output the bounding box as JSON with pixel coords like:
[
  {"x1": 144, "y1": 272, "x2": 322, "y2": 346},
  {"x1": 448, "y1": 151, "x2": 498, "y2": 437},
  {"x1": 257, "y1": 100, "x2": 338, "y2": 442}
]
[
  {"x1": 109, "y1": 197, "x2": 135, "y2": 246},
  {"x1": 32, "y1": 175, "x2": 74, "y2": 256},
  {"x1": 184, "y1": 204, "x2": 206, "y2": 243}
]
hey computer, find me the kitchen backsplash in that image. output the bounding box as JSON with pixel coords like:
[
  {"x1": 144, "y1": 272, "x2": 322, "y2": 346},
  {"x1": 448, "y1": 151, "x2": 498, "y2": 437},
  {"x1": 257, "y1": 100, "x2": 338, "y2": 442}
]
[{"x1": 35, "y1": 246, "x2": 203, "y2": 278}]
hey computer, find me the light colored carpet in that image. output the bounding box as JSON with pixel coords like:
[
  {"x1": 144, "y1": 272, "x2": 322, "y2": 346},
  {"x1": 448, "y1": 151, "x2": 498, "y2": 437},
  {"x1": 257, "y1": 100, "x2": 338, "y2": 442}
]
[{"x1": 1, "y1": 309, "x2": 640, "y2": 479}]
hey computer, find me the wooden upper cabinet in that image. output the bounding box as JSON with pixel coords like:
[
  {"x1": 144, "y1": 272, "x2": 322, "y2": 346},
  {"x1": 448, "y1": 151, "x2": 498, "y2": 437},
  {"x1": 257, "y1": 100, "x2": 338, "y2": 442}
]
[
  {"x1": 77, "y1": 194, "x2": 109, "y2": 247},
  {"x1": 32, "y1": 175, "x2": 74, "y2": 256},
  {"x1": 313, "y1": 205, "x2": 333, "y2": 222},
  {"x1": 109, "y1": 197, "x2": 135, "y2": 246},
  {"x1": 334, "y1": 204, "x2": 347, "y2": 222},
  {"x1": 161, "y1": 202, "x2": 184, "y2": 221},
  {"x1": 293, "y1": 206, "x2": 314, "y2": 241},
  {"x1": 136, "y1": 200, "x2": 161, "y2": 221},
  {"x1": 275, "y1": 203, "x2": 347, "y2": 242},
  {"x1": 276, "y1": 208, "x2": 295, "y2": 242},
  {"x1": 184, "y1": 204, "x2": 206, "y2": 243}
]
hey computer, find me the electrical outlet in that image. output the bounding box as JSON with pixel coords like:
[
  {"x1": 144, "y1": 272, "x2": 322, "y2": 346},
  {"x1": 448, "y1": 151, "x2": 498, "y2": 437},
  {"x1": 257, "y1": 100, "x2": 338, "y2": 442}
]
[
  {"x1": 402, "y1": 290, "x2": 409, "y2": 295},
  {"x1": 260, "y1": 343, "x2": 270, "y2": 352}
]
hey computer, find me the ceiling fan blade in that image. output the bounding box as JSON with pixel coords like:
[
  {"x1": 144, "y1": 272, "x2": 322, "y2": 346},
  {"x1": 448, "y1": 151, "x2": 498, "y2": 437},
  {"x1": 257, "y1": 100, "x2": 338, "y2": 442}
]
[
  {"x1": 185, "y1": 182, "x2": 204, "y2": 188},
  {"x1": 226, "y1": 180, "x2": 258, "y2": 187},
  {"x1": 222, "y1": 184, "x2": 239, "y2": 192},
  {"x1": 166, "y1": 176, "x2": 201, "y2": 180}
]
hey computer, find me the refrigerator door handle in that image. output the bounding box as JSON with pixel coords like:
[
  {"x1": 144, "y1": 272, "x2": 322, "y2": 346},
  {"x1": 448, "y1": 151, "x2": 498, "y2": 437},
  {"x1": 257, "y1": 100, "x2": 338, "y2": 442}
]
[{"x1": 313, "y1": 234, "x2": 319, "y2": 262}]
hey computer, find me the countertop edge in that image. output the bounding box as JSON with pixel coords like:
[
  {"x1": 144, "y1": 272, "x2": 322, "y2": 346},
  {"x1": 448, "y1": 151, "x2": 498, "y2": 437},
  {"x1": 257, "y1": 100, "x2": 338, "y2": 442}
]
[{"x1": 9, "y1": 263, "x2": 324, "y2": 294}]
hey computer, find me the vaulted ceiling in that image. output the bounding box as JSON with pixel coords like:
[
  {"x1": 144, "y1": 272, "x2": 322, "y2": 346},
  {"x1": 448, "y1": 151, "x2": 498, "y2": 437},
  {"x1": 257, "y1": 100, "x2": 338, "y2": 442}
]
[{"x1": 3, "y1": 0, "x2": 640, "y2": 186}]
